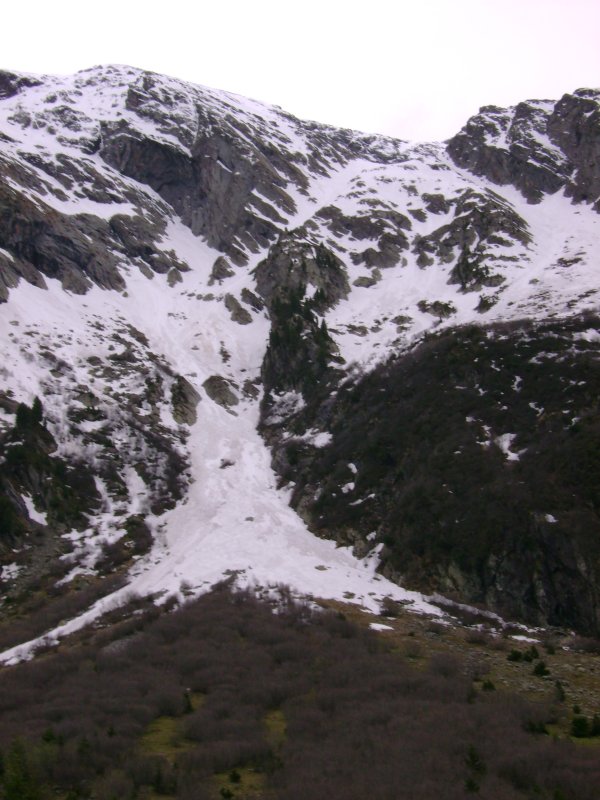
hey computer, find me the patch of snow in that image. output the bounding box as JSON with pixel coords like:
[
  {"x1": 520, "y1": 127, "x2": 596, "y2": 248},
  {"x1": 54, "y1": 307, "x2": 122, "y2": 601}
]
[
  {"x1": 495, "y1": 433, "x2": 521, "y2": 461},
  {"x1": 575, "y1": 328, "x2": 600, "y2": 343},
  {"x1": 510, "y1": 634, "x2": 540, "y2": 643},
  {"x1": 265, "y1": 391, "x2": 306, "y2": 424},
  {"x1": 0, "y1": 563, "x2": 21, "y2": 581},
  {"x1": 21, "y1": 495, "x2": 47, "y2": 525},
  {"x1": 302, "y1": 429, "x2": 333, "y2": 448}
]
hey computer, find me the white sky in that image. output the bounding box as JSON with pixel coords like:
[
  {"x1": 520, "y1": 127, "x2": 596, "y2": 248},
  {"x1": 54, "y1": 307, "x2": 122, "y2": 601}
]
[{"x1": 4, "y1": 0, "x2": 600, "y2": 141}]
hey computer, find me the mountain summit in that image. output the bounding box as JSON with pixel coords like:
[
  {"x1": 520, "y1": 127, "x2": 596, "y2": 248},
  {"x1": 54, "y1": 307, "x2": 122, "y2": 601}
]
[{"x1": 1, "y1": 66, "x2": 600, "y2": 660}]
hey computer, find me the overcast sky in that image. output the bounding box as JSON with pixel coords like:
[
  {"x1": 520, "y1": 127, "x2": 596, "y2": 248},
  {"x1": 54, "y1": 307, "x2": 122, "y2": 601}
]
[{"x1": 4, "y1": 0, "x2": 599, "y2": 141}]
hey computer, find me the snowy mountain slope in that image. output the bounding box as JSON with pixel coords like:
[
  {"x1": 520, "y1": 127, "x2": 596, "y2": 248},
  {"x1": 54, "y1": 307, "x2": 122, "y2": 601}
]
[{"x1": 0, "y1": 65, "x2": 599, "y2": 656}]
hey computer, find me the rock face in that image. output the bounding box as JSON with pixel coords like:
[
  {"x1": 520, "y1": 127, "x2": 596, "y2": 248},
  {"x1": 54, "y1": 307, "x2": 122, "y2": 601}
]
[
  {"x1": 254, "y1": 233, "x2": 350, "y2": 312},
  {"x1": 224, "y1": 294, "x2": 253, "y2": 325},
  {"x1": 0, "y1": 70, "x2": 42, "y2": 100},
  {"x1": 0, "y1": 181, "x2": 122, "y2": 297},
  {"x1": 171, "y1": 376, "x2": 201, "y2": 425},
  {"x1": 98, "y1": 73, "x2": 302, "y2": 265},
  {"x1": 254, "y1": 234, "x2": 348, "y2": 405},
  {"x1": 0, "y1": 399, "x2": 100, "y2": 549},
  {"x1": 547, "y1": 89, "x2": 600, "y2": 209},
  {"x1": 0, "y1": 160, "x2": 187, "y2": 300},
  {"x1": 413, "y1": 188, "x2": 530, "y2": 291},
  {"x1": 447, "y1": 89, "x2": 600, "y2": 208}
]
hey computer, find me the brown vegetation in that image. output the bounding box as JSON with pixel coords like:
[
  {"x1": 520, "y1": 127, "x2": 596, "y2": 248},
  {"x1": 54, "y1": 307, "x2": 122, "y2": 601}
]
[{"x1": 0, "y1": 586, "x2": 599, "y2": 799}]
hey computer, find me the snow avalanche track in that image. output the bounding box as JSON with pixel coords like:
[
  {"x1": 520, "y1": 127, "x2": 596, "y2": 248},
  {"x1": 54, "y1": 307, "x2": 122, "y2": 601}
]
[{"x1": 0, "y1": 218, "x2": 440, "y2": 665}]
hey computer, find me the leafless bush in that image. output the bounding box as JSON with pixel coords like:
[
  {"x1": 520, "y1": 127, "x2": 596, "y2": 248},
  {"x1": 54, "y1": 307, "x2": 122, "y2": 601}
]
[
  {"x1": 429, "y1": 652, "x2": 462, "y2": 679},
  {"x1": 465, "y1": 628, "x2": 491, "y2": 645},
  {"x1": 566, "y1": 635, "x2": 600, "y2": 654},
  {"x1": 0, "y1": 584, "x2": 599, "y2": 800}
]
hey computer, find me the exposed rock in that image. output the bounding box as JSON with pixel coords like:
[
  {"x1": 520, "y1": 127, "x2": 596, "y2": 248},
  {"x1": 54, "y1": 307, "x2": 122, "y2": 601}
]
[
  {"x1": 422, "y1": 193, "x2": 451, "y2": 215},
  {"x1": 254, "y1": 233, "x2": 349, "y2": 313},
  {"x1": 447, "y1": 100, "x2": 570, "y2": 203},
  {"x1": 353, "y1": 274, "x2": 379, "y2": 288},
  {"x1": 408, "y1": 208, "x2": 427, "y2": 223},
  {"x1": 171, "y1": 376, "x2": 201, "y2": 425},
  {"x1": 242, "y1": 379, "x2": 261, "y2": 400},
  {"x1": 0, "y1": 182, "x2": 121, "y2": 294},
  {"x1": 167, "y1": 268, "x2": 183, "y2": 287},
  {"x1": 446, "y1": 91, "x2": 600, "y2": 211},
  {"x1": 240, "y1": 287, "x2": 264, "y2": 311},
  {"x1": 224, "y1": 293, "x2": 253, "y2": 325},
  {"x1": 413, "y1": 189, "x2": 529, "y2": 291},
  {"x1": 209, "y1": 256, "x2": 235, "y2": 285},
  {"x1": 99, "y1": 87, "x2": 299, "y2": 264},
  {"x1": 0, "y1": 70, "x2": 43, "y2": 100},
  {"x1": 547, "y1": 89, "x2": 600, "y2": 209},
  {"x1": 352, "y1": 232, "x2": 408, "y2": 269},
  {"x1": 202, "y1": 375, "x2": 239, "y2": 408},
  {"x1": 109, "y1": 214, "x2": 188, "y2": 276},
  {"x1": 318, "y1": 204, "x2": 410, "y2": 269}
]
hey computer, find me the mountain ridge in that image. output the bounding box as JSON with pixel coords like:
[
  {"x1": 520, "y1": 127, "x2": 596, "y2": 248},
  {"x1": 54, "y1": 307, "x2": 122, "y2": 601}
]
[{"x1": 1, "y1": 65, "x2": 600, "y2": 660}]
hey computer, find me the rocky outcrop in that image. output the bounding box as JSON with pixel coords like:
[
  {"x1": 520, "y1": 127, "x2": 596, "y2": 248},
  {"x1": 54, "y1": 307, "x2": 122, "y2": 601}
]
[
  {"x1": 209, "y1": 256, "x2": 235, "y2": 285},
  {"x1": 0, "y1": 161, "x2": 189, "y2": 300},
  {"x1": 224, "y1": 294, "x2": 253, "y2": 325},
  {"x1": 97, "y1": 71, "x2": 305, "y2": 266},
  {"x1": 0, "y1": 399, "x2": 100, "y2": 548},
  {"x1": 0, "y1": 70, "x2": 42, "y2": 100},
  {"x1": 255, "y1": 234, "x2": 349, "y2": 405},
  {"x1": 254, "y1": 233, "x2": 349, "y2": 313},
  {"x1": 447, "y1": 100, "x2": 570, "y2": 202},
  {"x1": 447, "y1": 90, "x2": 600, "y2": 211},
  {"x1": 316, "y1": 204, "x2": 411, "y2": 270},
  {"x1": 202, "y1": 375, "x2": 239, "y2": 409},
  {"x1": 0, "y1": 181, "x2": 121, "y2": 296},
  {"x1": 547, "y1": 89, "x2": 600, "y2": 209},
  {"x1": 171, "y1": 376, "x2": 201, "y2": 425},
  {"x1": 413, "y1": 189, "x2": 530, "y2": 291}
]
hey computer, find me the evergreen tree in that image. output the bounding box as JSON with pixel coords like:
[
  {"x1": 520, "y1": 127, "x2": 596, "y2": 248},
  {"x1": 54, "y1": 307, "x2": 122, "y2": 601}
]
[
  {"x1": 31, "y1": 397, "x2": 43, "y2": 425},
  {"x1": 2, "y1": 739, "x2": 41, "y2": 800},
  {"x1": 15, "y1": 403, "x2": 31, "y2": 430}
]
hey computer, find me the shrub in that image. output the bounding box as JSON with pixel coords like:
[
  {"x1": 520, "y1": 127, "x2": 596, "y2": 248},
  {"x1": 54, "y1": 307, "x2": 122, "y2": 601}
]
[
  {"x1": 571, "y1": 716, "x2": 590, "y2": 738},
  {"x1": 465, "y1": 629, "x2": 490, "y2": 645},
  {"x1": 507, "y1": 649, "x2": 523, "y2": 662},
  {"x1": 532, "y1": 661, "x2": 550, "y2": 677}
]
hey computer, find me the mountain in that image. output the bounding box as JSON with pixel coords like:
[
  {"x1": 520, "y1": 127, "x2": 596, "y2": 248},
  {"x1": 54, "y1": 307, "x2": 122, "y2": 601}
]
[{"x1": 0, "y1": 65, "x2": 599, "y2": 661}]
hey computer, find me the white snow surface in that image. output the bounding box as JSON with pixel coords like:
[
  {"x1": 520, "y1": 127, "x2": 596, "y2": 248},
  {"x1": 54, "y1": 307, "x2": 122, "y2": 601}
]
[{"x1": 21, "y1": 495, "x2": 48, "y2": 525}]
